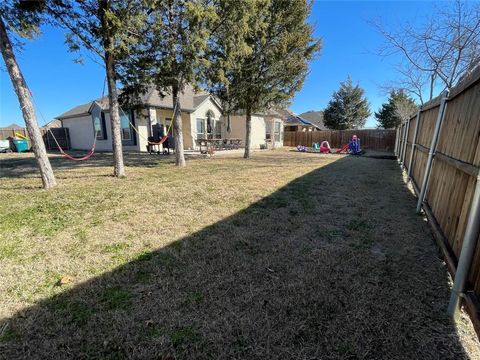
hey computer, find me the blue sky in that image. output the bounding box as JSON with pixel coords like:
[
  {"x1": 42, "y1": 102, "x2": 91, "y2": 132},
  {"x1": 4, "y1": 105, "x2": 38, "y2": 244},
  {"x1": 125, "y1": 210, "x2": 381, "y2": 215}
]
[{"x1": 1, "y1": 1, "x2": 439, "y2": 128}]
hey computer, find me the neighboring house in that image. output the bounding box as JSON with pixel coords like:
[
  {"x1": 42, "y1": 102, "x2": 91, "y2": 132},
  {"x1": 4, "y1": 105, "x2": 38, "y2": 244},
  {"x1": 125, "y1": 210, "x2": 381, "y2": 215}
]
[
  {"x1": 298, "y1": 110, "x2": 326, "y2": 130},
  {"x1": 55, "y1": 85, "x2": 284, "y2": 152},
  {"x1": 42, "y1": 119, "x2": 62, "y2": 129},
  {"x1": 284, "y1": 114, "x2": 322, "y2": 132},
  {"x1": 0, "y1": 123, "x2": 24, "y2": 130}
]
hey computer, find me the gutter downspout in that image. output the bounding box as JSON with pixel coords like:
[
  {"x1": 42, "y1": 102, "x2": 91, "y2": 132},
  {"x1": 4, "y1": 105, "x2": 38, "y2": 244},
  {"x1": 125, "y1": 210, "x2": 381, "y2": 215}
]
[
  {"x1": 448, "y1": 174, "x2": 480, "y2": 316},
  {"x1": 407, "y1": 108, "x2": 422, "y2": 178},
  {"x1": 416, "y1": 91, "x2": 449, "y2": 213}
]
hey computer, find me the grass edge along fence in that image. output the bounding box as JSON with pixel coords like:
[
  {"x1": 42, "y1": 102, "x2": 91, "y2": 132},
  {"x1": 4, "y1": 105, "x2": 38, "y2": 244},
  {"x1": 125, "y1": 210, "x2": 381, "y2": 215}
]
[
  {"x1": 283, "y1": 129, "x2": 396, "y2": 151},
  {"x1": 395, "y1": 65, "x2": 480, "y2": 337}
]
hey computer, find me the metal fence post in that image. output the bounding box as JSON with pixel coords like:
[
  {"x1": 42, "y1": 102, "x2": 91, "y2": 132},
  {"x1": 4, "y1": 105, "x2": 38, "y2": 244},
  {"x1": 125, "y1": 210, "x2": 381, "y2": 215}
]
[
  {"x1": 416, "y1": 91, "x2": 449, "y2": 213},
  {"x1": 399, "y1": 123, "x2": 406, "y2": 164},
  {"x1": 394, "y1": 127, "x2": 400, "y2": 156},
  {"x1": 401, "y1": 118, "x2": 411, "y2": 168},
  {"x1": 448, "y1": 174, "x2": 480, "y2": 316},
  {"x1": 407, "y1": 108, "x2": 422, "y2": 178}
]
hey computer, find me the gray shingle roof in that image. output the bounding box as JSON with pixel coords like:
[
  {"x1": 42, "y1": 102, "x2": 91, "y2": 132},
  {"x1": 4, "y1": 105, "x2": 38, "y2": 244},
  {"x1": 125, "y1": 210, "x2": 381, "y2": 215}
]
[
  {"x1": 55, "y1": 85, "x2": 217, "y2": 120},
  {"x1": 285, "y1": 115, "x2": 321, "y2": 129}
]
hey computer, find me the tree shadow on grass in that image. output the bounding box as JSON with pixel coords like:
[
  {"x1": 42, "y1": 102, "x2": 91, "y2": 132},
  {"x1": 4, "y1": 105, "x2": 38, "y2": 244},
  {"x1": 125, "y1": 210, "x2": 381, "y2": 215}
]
[
  {"x1": 0, "y1": 156, "x2": 472, "y2": 359},
  {"x1": 0, "y1": 152, "x2": 178, "y2": 180}
]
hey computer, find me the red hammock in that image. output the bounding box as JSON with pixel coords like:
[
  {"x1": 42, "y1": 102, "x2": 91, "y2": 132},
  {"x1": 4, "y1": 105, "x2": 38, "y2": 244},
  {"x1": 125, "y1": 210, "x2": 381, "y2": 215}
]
[
  {"x1": 148, "y1": 136, "x2": 168, "y2": 146},
  {"x1": 58, "y1": 144, "x2": 96, "y2": 161}
]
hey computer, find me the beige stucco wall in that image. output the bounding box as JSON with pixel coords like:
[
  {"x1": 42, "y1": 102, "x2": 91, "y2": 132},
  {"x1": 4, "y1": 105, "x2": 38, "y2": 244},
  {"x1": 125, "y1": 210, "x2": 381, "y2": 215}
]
[
  {"x1": 62, "y1": 115, "x2": 96, "y2": 150},
  {"x1": 190, "y1": 98, "x2": 223, "y2": 150},
  {"x1": 153, "y1": 108, "x2": 193, "y2": 150},
  {"x1": 62, "y1": 111, "x2": 142, "y2": 152},
  {"x1": 264, "y1": 116, "x2": 284, "y2": 148},
  {"x1": 229, "y1": 114, "x2": 267, "y2": 149},
  {"x1": 134, "y1": 109, "x2": 150, "y2": 152}
]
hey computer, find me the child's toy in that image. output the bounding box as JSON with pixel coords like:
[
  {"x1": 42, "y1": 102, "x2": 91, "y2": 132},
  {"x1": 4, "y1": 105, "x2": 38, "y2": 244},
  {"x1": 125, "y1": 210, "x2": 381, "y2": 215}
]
[
  {"x1": 337, "y1": 135, "x2": 362, "y2": 155},
  {"x1": 320, "y1": 141, "x2": 331, "y2": 153},
  {"x1": 297, "y1": 144, "x2": 307, "y2": 152},
  {"x1": 312, "y1": 142, "x2": 320, "y2": 150}
]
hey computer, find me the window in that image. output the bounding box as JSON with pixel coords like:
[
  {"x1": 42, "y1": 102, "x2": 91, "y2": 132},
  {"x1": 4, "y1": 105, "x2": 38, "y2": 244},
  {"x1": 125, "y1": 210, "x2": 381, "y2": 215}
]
[
  {"x1": 274, "y1": 121, "x2": 281, "y2": 142},
  {"x1": 266, "y1": 122, "x2": 272, "y2": 141},
  {"x1": 91, "y1": 104, "x2": 106, "y2": 140},
  {"x1": 196, "y1": 119, "x2": 205, "y2": 139},
  {"x1": 120, "y1": 112, "x2": 132, "y2": 141},
  {"x1": 214, "y1": 120, "x2": 222, "y2": 139}
]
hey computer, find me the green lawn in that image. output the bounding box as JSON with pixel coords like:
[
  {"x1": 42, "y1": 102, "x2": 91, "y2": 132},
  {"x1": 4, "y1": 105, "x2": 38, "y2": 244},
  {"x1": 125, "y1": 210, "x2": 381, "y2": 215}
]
[{"x1": 0, "y1": 150, "x2": 478, "y2": 359}]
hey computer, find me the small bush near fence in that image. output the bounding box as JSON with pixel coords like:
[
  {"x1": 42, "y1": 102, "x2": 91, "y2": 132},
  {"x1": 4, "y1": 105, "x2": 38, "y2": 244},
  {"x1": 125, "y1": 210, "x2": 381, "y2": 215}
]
[{"x1": 283, "y1": 129, "x2": 396, "y2": 151}]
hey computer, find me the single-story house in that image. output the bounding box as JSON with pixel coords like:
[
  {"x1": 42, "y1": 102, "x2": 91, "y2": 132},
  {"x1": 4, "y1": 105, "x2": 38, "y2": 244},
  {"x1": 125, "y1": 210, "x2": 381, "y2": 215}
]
[
  {"x1": 298, "y1": 111, "x2": 326, "y2": 130},
  {"x1": 284, "y1": 114, "x2": 322, "y2": 132},
  {"x1": 55, "y1": 85, "x2": 284, "y2": 152}
]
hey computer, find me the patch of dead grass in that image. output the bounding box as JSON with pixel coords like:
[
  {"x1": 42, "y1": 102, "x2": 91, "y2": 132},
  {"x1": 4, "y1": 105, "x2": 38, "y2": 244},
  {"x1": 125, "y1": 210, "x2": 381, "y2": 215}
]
[{"x1": 0, "y1": 150, "x2": 479, "y2": 359}]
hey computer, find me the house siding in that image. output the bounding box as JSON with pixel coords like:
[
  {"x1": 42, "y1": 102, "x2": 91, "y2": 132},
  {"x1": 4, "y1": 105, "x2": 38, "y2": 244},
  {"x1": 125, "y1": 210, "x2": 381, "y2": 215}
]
[
  {"x1": 62, "y1": 112, "x2": 141, "y2": 152},
  {"x1": 190, "y1": 99, "x2": 223, "y2": 150},
  {"x1": 229, "y1": 114, "x2": 267, "y2": 149},
  {"x1": 62, "y1": 115, "x2": 96, "y2": 150}
]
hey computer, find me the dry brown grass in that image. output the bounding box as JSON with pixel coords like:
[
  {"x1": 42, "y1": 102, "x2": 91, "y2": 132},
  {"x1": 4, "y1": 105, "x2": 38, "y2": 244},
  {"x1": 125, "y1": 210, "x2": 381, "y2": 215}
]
[{"x1": 0, "y1": 149, "x2": 479, "y2": 359}]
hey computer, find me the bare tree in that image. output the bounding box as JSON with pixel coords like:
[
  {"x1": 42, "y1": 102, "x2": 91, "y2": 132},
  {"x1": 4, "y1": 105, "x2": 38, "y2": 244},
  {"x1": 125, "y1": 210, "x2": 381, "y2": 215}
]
[{"x1": 373, "y1": 0, "x2": 480, "y2": 102}]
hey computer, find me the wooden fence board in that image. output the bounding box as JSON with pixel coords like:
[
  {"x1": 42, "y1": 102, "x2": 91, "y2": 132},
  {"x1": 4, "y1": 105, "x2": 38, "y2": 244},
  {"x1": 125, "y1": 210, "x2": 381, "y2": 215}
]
[
  {"x1": 395, "y1": 67, "x2": 480, "y2": 337},
  {"x1": 283, "y1": 129, "x2": 396, "y2": 150},
  {"x1": 0, "y1": 127, "x2": 70, "y2": 150}
]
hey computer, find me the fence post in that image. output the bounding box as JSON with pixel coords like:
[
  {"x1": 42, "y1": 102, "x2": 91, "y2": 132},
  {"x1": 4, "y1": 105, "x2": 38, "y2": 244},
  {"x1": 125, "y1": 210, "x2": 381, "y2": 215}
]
[
  {"x1": 448, "y1": 174, "x2": 480, "y2": 317},
  {"x1": 401, "y1": 118, "x2": 411, "y2": 168},
  {"x1": 416, "y1": 91, "x2": 449, "y2": 213},
  {"x1": 398, "y1": 123, "x2": 406, "y2": 164},
  {"x1": 407, "y1": 107, "x2": 422, "y2": 178},
  {"x1": 394, "y1": 127, "x2": 399, "y2": 156}
]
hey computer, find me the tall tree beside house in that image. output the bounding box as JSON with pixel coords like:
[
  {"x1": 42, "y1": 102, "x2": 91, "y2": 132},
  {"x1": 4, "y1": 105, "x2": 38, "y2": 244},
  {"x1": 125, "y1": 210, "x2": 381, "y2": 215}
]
[
  {"x1": 375, "y1": 90, "x2": 417, "y2": 129},
  {"x1": 0, "y1": 1, "x2": 56, "y2": 189},
  {"x1": 119, "y1": 0, "x2": 217, "y2": 167},
  {"x1": 206, "y1": 0, "x2": 321, "y2": 159},
  {"x1": 45, "y1": 0, "x2": 146, "y2": 177},
  {"x1": 323, "y1": 77, "x2": 371, "y2": 130}
]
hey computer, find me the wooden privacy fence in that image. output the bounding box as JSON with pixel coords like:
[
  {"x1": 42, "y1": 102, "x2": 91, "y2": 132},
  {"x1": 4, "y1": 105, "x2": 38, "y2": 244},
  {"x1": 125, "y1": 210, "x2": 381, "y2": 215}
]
[
  {"x1": 395, "y1": 66, "x2": 480, "y2": 335},
  {"x1": 0, "y1": 127, "x2": 70, "y2": 150},
  {"x1": 283, "y1": 129, "x2": 396, "y2": 150}
]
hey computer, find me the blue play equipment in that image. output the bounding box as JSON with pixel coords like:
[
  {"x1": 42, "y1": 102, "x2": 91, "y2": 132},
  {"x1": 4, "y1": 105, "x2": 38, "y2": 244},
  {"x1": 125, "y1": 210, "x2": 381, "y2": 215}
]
[{"x1": 348, "y1": 135, "x2": 361, "y2": 155}]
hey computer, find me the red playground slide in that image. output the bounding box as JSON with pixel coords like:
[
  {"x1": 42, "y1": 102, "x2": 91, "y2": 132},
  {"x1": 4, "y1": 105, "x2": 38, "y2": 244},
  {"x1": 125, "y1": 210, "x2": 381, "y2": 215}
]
[{"x1": 336, "y1": 143, "x2": 349, "y2": 153}]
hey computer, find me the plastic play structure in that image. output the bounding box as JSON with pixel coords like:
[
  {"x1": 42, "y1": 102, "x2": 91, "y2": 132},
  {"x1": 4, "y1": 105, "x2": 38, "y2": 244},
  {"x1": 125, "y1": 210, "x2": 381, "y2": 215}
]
[
  {"x1": 297, "y1": 135, "x2": 363, "y2": 155},
  {"x1": 336, "y1": 135, "x2": 362, "y2": 155}
]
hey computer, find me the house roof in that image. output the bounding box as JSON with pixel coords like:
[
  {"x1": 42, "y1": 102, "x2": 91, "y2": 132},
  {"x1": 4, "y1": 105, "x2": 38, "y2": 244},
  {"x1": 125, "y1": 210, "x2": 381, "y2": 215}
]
[
  {"x1": 55, "y1": 85, "x2": 220, "y2": 120},
  {"x1": 298, "y1": 111, "x2": 326, "y2": 130},
  {"x1": 285, "y1": 115, "x2": 322, "y2": 129},
  {"x1": 0, "y1": 123, "x2": 24, "y2": 129}
]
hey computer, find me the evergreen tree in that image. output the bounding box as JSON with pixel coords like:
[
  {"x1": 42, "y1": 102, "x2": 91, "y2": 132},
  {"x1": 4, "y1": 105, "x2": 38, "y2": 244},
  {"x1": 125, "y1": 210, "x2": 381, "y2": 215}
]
[
  {"x1": 0, "y1": 1, "x2": 57, "y2": 189},
  {"x1": 206, "y1": 0, "x2": 321, "y2": 159},
  {"x1": 119, "y1": 0, "x2": 217, "y2": 167},
  {"x1": 323, "y1": 77, "x2": 371, "y2": 130},
  {"x1": 375, "y1": 90, "x2": 417, "y2": 129},
  {"x1": 45, "y1": 0, "x2": 147, "y2": 177}
]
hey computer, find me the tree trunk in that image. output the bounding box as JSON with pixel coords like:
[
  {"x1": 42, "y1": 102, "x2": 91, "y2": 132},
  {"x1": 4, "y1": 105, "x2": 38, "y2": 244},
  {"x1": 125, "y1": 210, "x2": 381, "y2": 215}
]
[
  {"x1": 0, "y1": 16, "x2": 56, "y2": 189},
  {"x1": 172, "y1": 86, "x2": 186, "y2": 167},
  {"x1": 104, "y1": 43, "x2": 125, "y2": 177},
  {"x1": 244, "y1": 106, "x2": 252, "y2": 159}
]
